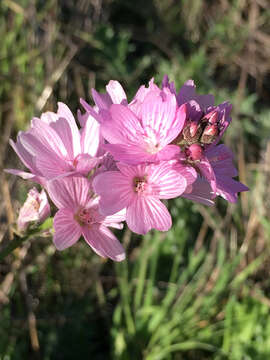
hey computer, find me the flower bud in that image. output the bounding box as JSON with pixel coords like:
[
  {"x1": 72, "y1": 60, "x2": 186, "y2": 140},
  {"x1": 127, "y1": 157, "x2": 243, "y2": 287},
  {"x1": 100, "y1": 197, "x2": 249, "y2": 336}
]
[
  {"x1": 201, "y1": 124, "x2": 219, "y2": 144},
  {"x1": 202, "y1": 110, "x2": 219, "y2": 124},
  {"x1": 17, "y1": 188, "x2": 50, "y2": 231},
  {"x1": 187, "y1": 144, "x2": 203, "y2": 161},
  {"x1": 183, "y1": 121, "x2": 202, "y2": 144}
]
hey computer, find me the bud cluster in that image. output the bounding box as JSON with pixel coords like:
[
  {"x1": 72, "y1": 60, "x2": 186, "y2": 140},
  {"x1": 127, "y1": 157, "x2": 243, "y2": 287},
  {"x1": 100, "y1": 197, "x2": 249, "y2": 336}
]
[{"x1": 175, "y1": 110, "x2": 220, "y2": 163}]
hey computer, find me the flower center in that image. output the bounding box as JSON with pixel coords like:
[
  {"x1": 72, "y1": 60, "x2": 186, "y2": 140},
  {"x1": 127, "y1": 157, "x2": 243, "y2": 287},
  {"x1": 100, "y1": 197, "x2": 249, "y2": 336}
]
[
  {"x1": 75, "y1": 208, "x2": 96, "y2": 227},
  {"x1": 143, "y1": 128, "x2": 161, "y2": 154},
  {"x1": 133, "y1": 176, "x2": 147, "y2": 193}
]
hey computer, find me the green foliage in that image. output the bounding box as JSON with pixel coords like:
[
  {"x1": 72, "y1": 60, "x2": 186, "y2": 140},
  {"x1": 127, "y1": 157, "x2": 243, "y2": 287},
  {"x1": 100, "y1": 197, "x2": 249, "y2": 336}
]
[{"x1": 111, "y1": 211, "x2": 269, "y2": 359}]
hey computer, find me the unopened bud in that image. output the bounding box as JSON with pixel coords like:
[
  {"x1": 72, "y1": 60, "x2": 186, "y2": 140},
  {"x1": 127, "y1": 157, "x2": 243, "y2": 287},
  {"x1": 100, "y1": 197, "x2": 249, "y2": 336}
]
[
  {"x1": 17, "y1": 188, "x2": 50, "y2": 232},
  {"x1": 183, "y1": 121, "x2": 202, "y2": 144},
  {"x1": 202, "y1": 110, "x2": 219, "y2": 124},
  {"x1": 187, "y1": 144, "x2": 203, "y2": 161},
  {"x1": 203, "y1": 124, "x2": 218, "y2": 136},
  {"x1": 201, "y1": 124, "x2": 218, "y2": 144}
]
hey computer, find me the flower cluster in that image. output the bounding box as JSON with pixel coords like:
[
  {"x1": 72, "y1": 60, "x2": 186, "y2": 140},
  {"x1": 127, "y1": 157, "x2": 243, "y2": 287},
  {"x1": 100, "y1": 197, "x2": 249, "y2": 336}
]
[{"x1": 7, "y1": 76, "x2": 248, "y2": 261}]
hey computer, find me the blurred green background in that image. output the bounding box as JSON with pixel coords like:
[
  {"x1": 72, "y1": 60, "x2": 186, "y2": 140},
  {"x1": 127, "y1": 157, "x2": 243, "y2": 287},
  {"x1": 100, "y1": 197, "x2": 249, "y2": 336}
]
[{"x1": 0, "y1": 0, "x2": 270, "y2": 359}]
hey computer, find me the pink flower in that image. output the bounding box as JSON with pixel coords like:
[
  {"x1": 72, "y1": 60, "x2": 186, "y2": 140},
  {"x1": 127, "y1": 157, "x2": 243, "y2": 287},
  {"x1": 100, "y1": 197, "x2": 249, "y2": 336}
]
[
  {"x1": 6, "y1": 102, "x2": 103, "y2": 183},
  {"x1": 47, "y1": 175, "x2": 125, "y2": 261},
  {"x1": 100, "y1": 91, "x2": 186, "y2": 165},
  {"x1": 93, "y1": 161, "x2": 188, "y2": 235},
  {"x1": 18, "y1": 188, "x2": 50, "y2": 231},
  {"x1": 80, "y1": 78, "x2": 187, "y2": 165}
]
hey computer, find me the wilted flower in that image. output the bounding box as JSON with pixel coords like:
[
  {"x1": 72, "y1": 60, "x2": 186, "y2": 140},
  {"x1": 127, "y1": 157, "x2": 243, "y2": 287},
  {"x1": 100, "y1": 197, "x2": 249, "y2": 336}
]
[{"x1": 17, "y1": 188, "x2": 50, "y2": 231}]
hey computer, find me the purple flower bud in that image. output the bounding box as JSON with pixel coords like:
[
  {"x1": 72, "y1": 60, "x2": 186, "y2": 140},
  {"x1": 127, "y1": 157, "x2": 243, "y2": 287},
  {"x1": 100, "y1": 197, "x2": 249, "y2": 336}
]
[{"x1": 17, "y1": 188, "x2": 50, "y2": 231}]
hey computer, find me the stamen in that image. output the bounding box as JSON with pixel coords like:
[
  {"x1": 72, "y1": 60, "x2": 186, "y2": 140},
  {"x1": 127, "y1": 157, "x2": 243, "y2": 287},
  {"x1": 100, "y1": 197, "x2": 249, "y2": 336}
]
[
  {"x1": 75, "y1": 208, "x2": 96, "y2": 227},
  {"x1": 133, "y1": 176, "x2": 147, "y2": 193}
]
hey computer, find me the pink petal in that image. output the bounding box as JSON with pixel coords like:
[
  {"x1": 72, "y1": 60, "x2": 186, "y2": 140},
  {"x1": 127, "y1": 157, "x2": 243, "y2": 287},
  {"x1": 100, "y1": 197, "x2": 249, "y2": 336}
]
[
  {"x1": 106, "y1": 80, "x2": 127, "y2": 105},
  {"x1": 9, "y1": 138, "x2": 39, "y2": 174},
  {"x1": 103, "y1": 208, "x2": 126, "y2": 226},
  {"x1": 57, "y1": 103, "x2": 81, "y2": 152},
  {"x1": 82, "y1": 224, "x2": 125, "y2": 261},
  {"x1": 40, "y1": 111, "x2": 58, "y2": 124},
  {"x1": 101, "y1": 104, "x2": 144, "y2": 145},
  {"x1": 126, "y1": 196, "x2": 172, "y2": 235},
  {"x1": 19, "y1": 132, "x2": 72, "y2": 178},
  {"x1": 80, "y1": 98, "x2": 102, "y2": 123},
  {"x1": 75, "y1": 154, "x2": 100, "y2": 175},
  {"x1": 141, "y1": 89, "x2": 178, "y2": 145},
  {"x1": 103, "y1": 143, "x2": 152, "y2": 165},
  {"x1": 92, "y1": 171, "x2": 132, "y2": 215},
  {"x1": 30, "y1": 118, "x2": 68, "y2": 158},
  {"x1": 38, "y1": 189, "x2": 51, "y2": 222},
  {"x1": 50, "y1": 117, "x2": 81, "y2": 159},
  {"x1": 53, "y1": 208, "x2": 81, "y2": 250},
  {"x1": 116, "y1": 162, "x2": 147, "y2": 178},
  {"x1": 80, "y1": 114, "x2": 101, "y2": 156},
  {"x1": 172, "y1": 161, "x2": 197, "y2": 186},
  {"x1": 77, "y1": 109, "x2": 87, "y2": 127},
  {"x1": 4, "y1": 169, "x2": 45, "y2": 185},
  {"x1": 47, "y1": 176, "x2": 91, "y2": 209},
  {"x1": 156, "y1": 144, "x2": 180, "y2": 162},
  {"x1": 149, "y1": 162, "x2": 187, "y2": 199},
  {"x1": 92, "y1": 88, "x2": 113, "y2": 110}
]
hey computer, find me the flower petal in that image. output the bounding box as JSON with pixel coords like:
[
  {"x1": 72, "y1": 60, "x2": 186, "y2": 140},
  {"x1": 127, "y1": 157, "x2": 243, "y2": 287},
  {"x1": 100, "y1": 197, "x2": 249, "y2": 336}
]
[
  {"x1": 47, "y1": 176, "x2": 91, "y2": 209},
  {"x1": 182, "y1": 178, "x2": 215, "y2": 206},
  {"x1": 80, "y1": 98, "x2": 102, "y2": 123},
  {"x1": 9, "y1": 137, "x2": 39, "y2": 174},
  {"x1": 4, "y1": 168, "x2": 45, "y2": 185},
  {"x1": 53, "y1": 208, "x2": 81, "y2": 250},
  {"x1": 126, "y1": 196, "x2": 172, "y2": 235},
  {"x1": 150, "y1": 162, "x2": 187, "y2": 199},
  {"x1": 93, "y1": 171, "x2": 132, "y2": 215},
  {"x1": 197, "y1": 155, "x2": 217, "y2": 195},
  {"x1": 141, "y1": 89, "x2": 178, "y2": 145},
  {"x1": 50, "y1": 117, "x2": 81, "y2": 159},
  {"x1": 92, "y1": 88, "x2": 113, "y2": 110},
  {"x1": 57, "y1": 103, "x2": 81, "y2": 156},
  {"x1": 215, "y1": 177, "x2": 249, "y2": 203},
  {"x1": 82, "y1": 224, "x2": 125, "y2": 261},
  {"x1": 101, "y1": 104, "x2": 144, "y2": 145},
  {"x1": 177, "y1": 80, "x2": 214, "y2": 110},
  {"x1": 103, "y1": 208, "x2": 126, "y2": 226},
  {"x1": 103, "y1": 143, "x2": 152, "y2": 165},
  {"x1": 105, "y1": 80, "x2": 127, "y2": 105},
  {"x1": 80, "y1": 114, "x2": 102, "y2": 157}
]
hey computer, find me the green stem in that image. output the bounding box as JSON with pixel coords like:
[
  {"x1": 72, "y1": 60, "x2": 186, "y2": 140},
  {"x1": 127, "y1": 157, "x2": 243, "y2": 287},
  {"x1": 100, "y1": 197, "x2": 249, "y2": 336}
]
[
  {"x1": 0, "y1": 220, "x2": 52, "y2": 261},
  {"x1": 0, "y1": 231, "x2": 34, "y2": 261}
]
